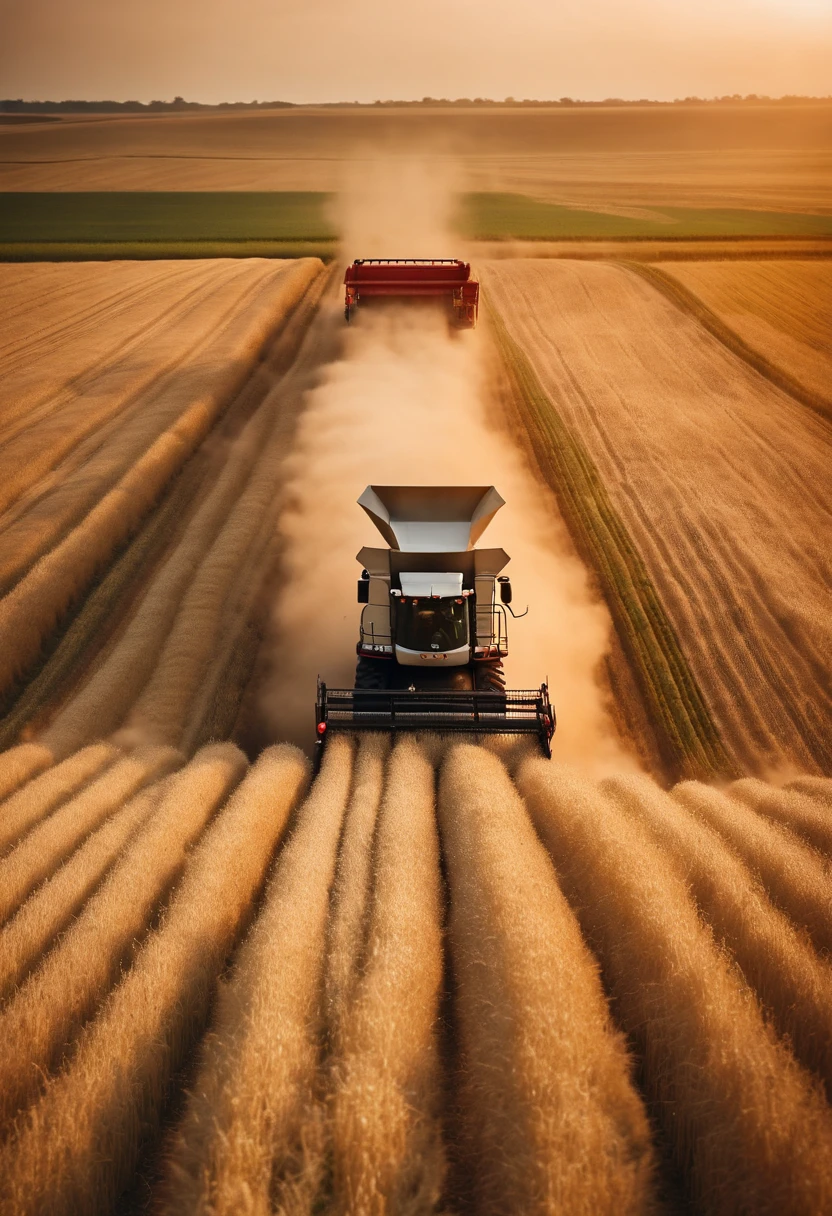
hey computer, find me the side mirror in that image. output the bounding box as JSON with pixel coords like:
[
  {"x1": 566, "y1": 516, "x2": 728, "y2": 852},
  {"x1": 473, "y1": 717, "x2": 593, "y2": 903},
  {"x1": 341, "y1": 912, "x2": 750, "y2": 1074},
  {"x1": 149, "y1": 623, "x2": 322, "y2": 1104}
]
[
  {"x1": 498, "y1": 576, "x2": 513, "y2": 605},
  {"x1": 358, "y1": 570, "x2": 370, "y2": 604}
]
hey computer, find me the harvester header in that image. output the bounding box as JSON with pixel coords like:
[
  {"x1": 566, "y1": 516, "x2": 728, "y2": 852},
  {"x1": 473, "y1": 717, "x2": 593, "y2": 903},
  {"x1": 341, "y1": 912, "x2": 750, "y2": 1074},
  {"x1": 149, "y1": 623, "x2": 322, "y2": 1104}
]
[
  {"x1": 343, "y1": 259, "x2": 479, "y2": 327},
  {"x1": 315, "y1": 486, "x2": 555, "y2": 757}
]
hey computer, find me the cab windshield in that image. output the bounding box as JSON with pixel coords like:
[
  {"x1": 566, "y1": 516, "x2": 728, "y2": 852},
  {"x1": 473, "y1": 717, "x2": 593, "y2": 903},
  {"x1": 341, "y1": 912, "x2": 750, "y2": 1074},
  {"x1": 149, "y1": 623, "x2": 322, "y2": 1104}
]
[{"x1": 396, "y1": 597, "x2": 469, "y2": 652}]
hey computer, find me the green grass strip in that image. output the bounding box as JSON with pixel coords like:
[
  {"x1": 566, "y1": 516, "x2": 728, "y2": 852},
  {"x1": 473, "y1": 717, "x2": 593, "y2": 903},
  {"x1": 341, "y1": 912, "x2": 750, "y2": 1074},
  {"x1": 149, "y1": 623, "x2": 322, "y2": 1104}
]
[
  {"x1": 487, "y1": 299, "x2": 735, "y2": 780},
  {"x1": 624, "y1": 262, "x2": 832, "y2": 425}
]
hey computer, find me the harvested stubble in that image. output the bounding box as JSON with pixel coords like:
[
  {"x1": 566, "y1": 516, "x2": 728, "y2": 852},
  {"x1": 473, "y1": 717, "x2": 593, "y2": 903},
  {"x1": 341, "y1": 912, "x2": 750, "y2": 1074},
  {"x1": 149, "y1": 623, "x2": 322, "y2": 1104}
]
[
  {"x1": 440, "y1": 746, "x2": 655, "y2": 1216},
  {"x1": 673, "y1": 782, "x2": 832, "y2": 956},
  {"x1": 0, "y1": 261, "x2": 321, "y2": 591},
  {"x1": 518, "y1": 759, "x2": 832, "y2": 1215},
  {"x1": 0, "y1": 743, "x2": 52, "y2": 801},
  {"x1": 0, "y1": 742, "x2": 119, "y2": 855},
  {"x1": 729, "y1": 777, "x2": 832, "y2": 857},
  {"x1": 0, "y1": 775, "x2": 168, "y2": 1003},
  {"x1": 325, "y1": 734, "x2": 389, "y2": 1034},
  {"x1": 606, "y1": 772, "x2": 832, "y2": 1097},
  {"x1": 0, "y1": 744, "x2": 180, "y2": 927},
  {"x1": 0, "y1": 742, "x2": 309, "y2": 1216},
  {"x1": 114, "y1": 388, "x2": 298, "y2": 749},
  {"x1": 38, "y1": 375, "x2": 281, "y2": 759},
  {"x1": 159, "y1": 738, "x2": 352, "y2": 1216},
  {"x1": 328, "y1": 735, "x2": 446, "y2": 1216},
  {"x1": 0, "y1": 742, "x2": 242, "y2": 1131}
]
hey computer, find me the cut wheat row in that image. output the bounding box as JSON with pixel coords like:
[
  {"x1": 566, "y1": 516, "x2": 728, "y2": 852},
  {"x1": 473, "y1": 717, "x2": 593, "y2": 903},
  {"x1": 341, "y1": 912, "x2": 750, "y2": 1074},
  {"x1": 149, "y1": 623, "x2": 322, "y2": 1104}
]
[
  {"x1": 518, "y1": 759, "x2": 832, "y2": 1215},
  {"x1": 0, "y1": 741, "x2": 118, "y2": 855},
  {"x1": 441, "y1": 745, "x2": 655, "y2": 1215},
  {"x1": 673, "y1": 781, "x2": 832, "y2": 957},
  {"x1": 0, "y1": 743, "x2": 242, "y2": 1131},
  {"x1": 327, "y1": 735, "x2": 447, "y2": 1214},
  {"x1": 607, "y1": 772, "x2": 832, "y2": 1098},
  {"x1": 730, "y1": 777, "x2": 832, "y2": 856},
  {"x1": 0, "y1": 261, "x2": 322, "y2": 701},
  {"x1": 159, "y1": 736, "x2": 352, "y2": 1216},
  {"x1": 0, "y1": 775, "x2": 167, "y2": 1002},
  {"x1": 0, "y1": 742, "x2": 309, "y2": 1216},
  {"x1": 0, "y1": 745, "x2": 180, "y2": 927}
]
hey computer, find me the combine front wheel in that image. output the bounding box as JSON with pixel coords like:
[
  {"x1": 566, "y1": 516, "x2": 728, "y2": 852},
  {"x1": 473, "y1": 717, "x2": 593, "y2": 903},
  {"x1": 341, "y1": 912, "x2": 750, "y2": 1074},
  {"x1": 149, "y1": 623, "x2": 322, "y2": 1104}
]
[{"x1": 474, "y1": 659, "x2": 506, "y2": 692}]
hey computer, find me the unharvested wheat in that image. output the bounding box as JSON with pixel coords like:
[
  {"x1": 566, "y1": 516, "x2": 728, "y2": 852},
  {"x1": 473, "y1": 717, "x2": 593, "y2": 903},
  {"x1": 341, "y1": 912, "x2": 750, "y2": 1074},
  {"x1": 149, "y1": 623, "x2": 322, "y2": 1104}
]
[{"x1": 518, "y1": 758, "x2": 832, "y2": 1216}]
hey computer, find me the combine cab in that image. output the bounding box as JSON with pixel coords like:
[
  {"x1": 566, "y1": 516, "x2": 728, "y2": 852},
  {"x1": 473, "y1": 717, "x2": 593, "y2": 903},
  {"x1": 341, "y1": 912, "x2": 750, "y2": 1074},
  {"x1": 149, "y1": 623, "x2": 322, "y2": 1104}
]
[
  {"x1": 343, "y1": 259, "x2": 479, "y2": 328},
  {"x1": 316, "y1": 486, "x2": 555, "y2": 756}
]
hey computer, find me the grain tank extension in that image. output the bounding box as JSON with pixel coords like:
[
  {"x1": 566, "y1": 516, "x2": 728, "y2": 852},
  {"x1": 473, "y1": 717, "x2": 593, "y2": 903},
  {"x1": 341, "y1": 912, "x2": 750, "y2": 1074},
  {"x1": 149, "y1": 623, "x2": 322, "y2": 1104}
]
[
  {"x1": 343, "y1": 260, "x2": 479, "y2": 327},
  {"x1": 316, "y1": 486, "x2": 555, "y2": 755}
]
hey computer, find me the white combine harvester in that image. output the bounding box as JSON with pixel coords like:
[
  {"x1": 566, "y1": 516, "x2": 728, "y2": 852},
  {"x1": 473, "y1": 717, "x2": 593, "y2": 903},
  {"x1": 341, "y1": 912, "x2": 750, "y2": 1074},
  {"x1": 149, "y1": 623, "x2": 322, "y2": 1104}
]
[{"x1": 316, "y1": 486, "x2": 555, "y2": 755}]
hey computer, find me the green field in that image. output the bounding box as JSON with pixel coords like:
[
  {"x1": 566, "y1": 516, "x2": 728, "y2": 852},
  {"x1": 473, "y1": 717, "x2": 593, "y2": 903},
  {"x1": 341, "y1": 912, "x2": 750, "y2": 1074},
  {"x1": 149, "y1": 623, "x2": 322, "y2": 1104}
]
[
  {"x1": 1, "y1": 191, "x2": 830, "y2": 260},
  {"x1": 462, "y1": 193, "x2": 832, "y2": 240}
]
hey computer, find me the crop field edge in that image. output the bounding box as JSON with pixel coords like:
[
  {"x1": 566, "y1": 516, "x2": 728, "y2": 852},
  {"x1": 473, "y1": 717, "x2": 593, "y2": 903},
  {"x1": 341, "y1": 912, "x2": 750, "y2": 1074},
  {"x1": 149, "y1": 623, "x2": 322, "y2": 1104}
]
[
  {"x1": 486, "y1": 298, "x2": 735, "y2": 781},
  {"x1": 624, "y1": 261, "x2": 832, "y2": 424},
  {"x1": 0, "y1": 262, "x2": 334, "y2": 748},
  {"x1": 0, "y1": 240, "x2": 337, "y2": 263}
]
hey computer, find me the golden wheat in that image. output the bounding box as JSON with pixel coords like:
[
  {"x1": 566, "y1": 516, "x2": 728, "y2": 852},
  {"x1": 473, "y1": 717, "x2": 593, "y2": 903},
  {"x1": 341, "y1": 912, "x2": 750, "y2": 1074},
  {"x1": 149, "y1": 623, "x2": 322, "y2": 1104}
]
[
  {"x1": 0, "y1": 744, "x2": 53, "y2": 801},
  {"x1": 159, "y1": 735, "x2": 350, "y2": 1216},
  {"x1": 114, "y1": 402, "x2": 297, "y2": 749},
  {"x1": 38, "y1": 385, "x2": 280, "y2": 759},
  {"x1": 0, "y1": 742, "x2": 119, "y2": 855},
  {"x1": 0, "y1": 775, "x2": 169, "y2": 1002},
  {"x1": 729, "y1": 777, "x2": 832, "y2": 857},
  {"x1": 673, "y1": 781, "x2": 832, "y2": 956},
  {"x1": 518, "y1": 758, "x2": 832, "y2": 1215},
  {"x1": 442, "y1": 746, "x2": 655, "y2": 1215},
  {"x1": 0, "y1": 743, "x2": 241, "y2": 1130},
  {"x1": 0, "y1": 745, "x2": 180, "y2": 927},
  {"x1": 787, "y1": 776, "x2": 832, "y2": 812},
  {"x1": 0, "y1": 742, "x2": 309, "y2": 1216},
  {"x1": 327, "y1": 735, "x2": 447, "y2": 1216},
  {"x1": 606, "y1": 772, "x2": 832, "y2": 1096},
  {"x1": 325, "y1": 734, "x2": 390, "y2": 1037}
]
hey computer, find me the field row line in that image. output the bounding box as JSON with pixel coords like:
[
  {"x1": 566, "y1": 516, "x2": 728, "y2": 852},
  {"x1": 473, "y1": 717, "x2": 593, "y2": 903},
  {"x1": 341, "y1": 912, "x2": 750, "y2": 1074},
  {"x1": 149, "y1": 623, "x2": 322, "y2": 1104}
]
[
  {"x1": 487, "y1": 299, "x2": 733, "y2": 779},
  {"x1": 624, "y1": 261, "x2": 832, "y2": 424}
]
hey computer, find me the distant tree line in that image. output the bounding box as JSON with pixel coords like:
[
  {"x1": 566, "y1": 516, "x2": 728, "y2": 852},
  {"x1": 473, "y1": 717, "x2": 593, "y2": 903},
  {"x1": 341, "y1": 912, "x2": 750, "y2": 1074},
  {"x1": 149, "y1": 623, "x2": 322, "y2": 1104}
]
[{"x1": 1, "y1": 94, "x2": 830, "y2": 114}]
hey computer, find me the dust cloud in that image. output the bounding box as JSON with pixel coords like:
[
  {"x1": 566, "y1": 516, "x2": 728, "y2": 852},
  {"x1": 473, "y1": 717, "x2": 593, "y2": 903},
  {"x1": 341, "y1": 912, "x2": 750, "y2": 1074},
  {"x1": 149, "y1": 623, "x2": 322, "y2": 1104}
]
[{"x1": 265, "y1": 160, "x2": 635, "y2": 772}]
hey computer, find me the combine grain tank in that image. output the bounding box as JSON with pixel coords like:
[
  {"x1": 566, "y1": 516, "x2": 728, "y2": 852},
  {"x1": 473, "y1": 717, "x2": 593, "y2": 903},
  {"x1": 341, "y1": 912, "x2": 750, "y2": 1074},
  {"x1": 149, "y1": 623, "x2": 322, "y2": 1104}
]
[
  {"x1": 343, "y1": 260, "x2": 479, "y2": 327},
  {"x1": 316, "y1": 486, "x2": 555, "y2": 755}
]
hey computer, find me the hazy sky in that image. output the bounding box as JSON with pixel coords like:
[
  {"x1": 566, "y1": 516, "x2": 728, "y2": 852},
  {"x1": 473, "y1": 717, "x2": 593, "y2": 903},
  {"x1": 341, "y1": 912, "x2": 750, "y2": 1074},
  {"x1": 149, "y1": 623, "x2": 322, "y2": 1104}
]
[{"x1": 2, "y1": 0, "x2": 831, "y2": 103}]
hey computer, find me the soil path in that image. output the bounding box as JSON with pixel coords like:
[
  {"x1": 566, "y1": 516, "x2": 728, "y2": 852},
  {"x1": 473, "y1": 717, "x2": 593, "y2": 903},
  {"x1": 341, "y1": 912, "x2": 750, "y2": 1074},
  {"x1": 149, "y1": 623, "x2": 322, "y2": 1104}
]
[{"x1": 484, "y1": 258, "x2": 832, "y2": 774}]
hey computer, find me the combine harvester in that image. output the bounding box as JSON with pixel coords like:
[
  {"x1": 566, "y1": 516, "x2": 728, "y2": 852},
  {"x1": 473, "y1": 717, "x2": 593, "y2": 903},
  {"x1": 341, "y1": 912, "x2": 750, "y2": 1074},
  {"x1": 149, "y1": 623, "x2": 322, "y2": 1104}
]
[
  {"x1": 316, "y1": 486, "x2": 555, "y2": 756},
  {"x1": 343, "y1": 259, "x2": 479, "y2": 327}
]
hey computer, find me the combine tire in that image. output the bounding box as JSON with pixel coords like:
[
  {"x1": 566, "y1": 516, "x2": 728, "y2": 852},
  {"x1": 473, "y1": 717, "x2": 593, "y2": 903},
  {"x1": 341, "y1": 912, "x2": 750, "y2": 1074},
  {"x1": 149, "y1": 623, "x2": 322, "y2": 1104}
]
[
  {"x1": 355, "y1": 656, "x2": 389, "y2": 689},
  {"x1": 474, "y1": 659, "x2": 506, "y2": 692}
]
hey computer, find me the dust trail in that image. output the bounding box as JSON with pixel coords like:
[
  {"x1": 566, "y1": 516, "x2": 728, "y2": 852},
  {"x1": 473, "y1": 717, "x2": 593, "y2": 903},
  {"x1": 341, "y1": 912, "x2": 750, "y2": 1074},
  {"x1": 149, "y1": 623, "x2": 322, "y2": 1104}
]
[{"x1": 265, "y1": 161, "x2": 632, "y2": 773}]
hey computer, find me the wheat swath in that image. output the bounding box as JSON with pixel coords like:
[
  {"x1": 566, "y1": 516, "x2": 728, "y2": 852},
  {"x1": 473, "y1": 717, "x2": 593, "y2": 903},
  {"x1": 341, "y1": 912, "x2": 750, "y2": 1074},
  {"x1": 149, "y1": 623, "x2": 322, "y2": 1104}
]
[
  {"x1": 0, "y1": 743, "x2": 242, "y2": 1130},
  {"x1": 0, "y1": 744, "x2": 53, "y2": 802},
  {"x1": 159, "y1": 736, "x2": 350, "y2": 1216},
  {"x1": 0, "y1": 775, "x2": 168, "y2": 1002},
  {"x1": 442, "y1": 746, "x2": 655, "y2": 1215},
  {"x1": 327, "y1": 735, "x2": 447, "y2": 1215},
  {"x1": 673, "y1": 781, "x2": 832, "y2": 956},
  {"x1": 0, "y1": 742, "x2": 119, "y2": 855},
  {"x1": 0, "y1": 742, "x2": 309, "y2": 1216},
  {"x1": 729, "y1": 777, "x2": 832, "y2": 857},
  {"x1": 0, "y1": 745, "x2": 180, "y2": 927},
  {"x1": 518, "y1": 759, "x2": 832, "y2": 1215},
  {"x1": 606, "y1": 772, "x2": 832, "y2": 1096}
]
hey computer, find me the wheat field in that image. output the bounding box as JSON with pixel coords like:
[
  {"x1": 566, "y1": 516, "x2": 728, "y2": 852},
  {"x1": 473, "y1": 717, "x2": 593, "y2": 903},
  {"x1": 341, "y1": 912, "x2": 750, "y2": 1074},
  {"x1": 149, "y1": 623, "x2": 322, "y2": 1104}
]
[{"x1": 0, "y1": 232, "x2": 830, "y2": 1214}]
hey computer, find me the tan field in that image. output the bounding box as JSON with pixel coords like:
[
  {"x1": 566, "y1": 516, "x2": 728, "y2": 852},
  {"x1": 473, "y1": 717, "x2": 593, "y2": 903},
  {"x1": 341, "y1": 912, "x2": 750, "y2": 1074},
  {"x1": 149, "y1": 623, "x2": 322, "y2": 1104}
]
[
  {"x1": 0, "y1": 139, "x2": 831, "y2": 1211},
  {"x1": 484, "y1": 257, "x2": 832, "y2": 775},
  {"x1": 656, "y1": 259, "x2": 832, "y2": 405},
  {"x1": 1, "y1": 104, "x2": 830, "y2": 212}
]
